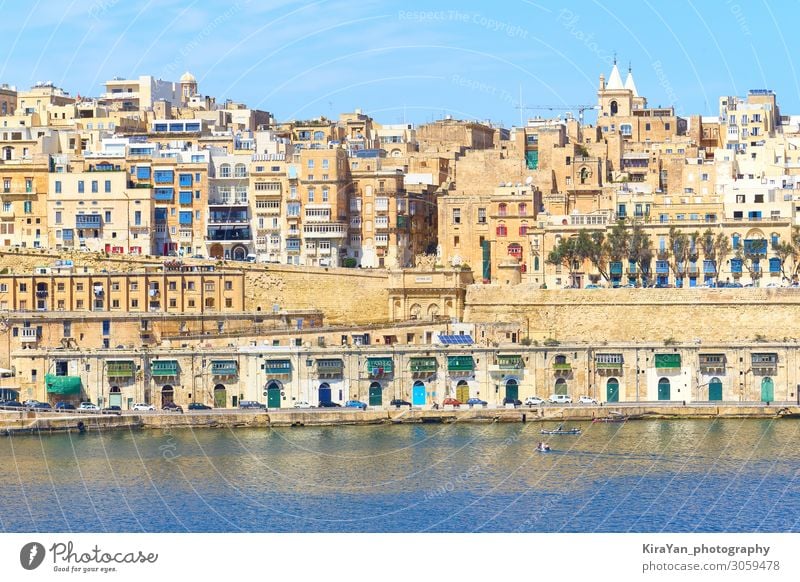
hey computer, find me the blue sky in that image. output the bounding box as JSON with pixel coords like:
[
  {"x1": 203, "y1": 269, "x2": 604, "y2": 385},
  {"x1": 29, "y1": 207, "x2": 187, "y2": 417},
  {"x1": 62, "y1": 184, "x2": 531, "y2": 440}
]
[{"x1": 1, "y1": 0, "x2": 798, "y2": 126}]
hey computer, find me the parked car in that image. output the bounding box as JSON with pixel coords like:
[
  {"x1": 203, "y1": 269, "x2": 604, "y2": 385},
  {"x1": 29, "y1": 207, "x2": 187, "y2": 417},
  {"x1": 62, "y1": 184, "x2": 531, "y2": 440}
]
[
  {"x1": 79, "y1": 402, "x2": 100, "y2": 412},
  {"x1": 442, "y1": 397, "x2": 462, "y2": 408},
  {"x1": 548, "y1": 394, "x2": 573, "y2": 404},
  {"x1": 132, "y1": 403, "x2": 155, "y2": 411},
  {"x1": 239, "y1": 400, "x2": 266, "y2": 410},
  {"x1": 162, "y1": 401, "x2": 183, "y2": 413},
  {"x1": 390, "y1": 399, "x2": 412, "y2": 408},
  {"x1": 23, "y1": 399, "x2": 42, "y2": 408},
  {"x1": 524, "y1": 396, "x2": 545, "y2": 406},
  {"x1": 318, "y1": 401, "x2": 341, "y2": 408},
  {"x1": 467, "y1": 397, "x2": 488, "y2": 407},
  {"x1": 502, "y1": 397, "x2": 522, "y2": 407},
  {"x1": 345, "y1": 400, "x2": 367, "y2": 410},
  {"x1": 30, "y1": 402, "x2": 52, "y2": 412},
  {"x1": 54, "y1": 401, "x2": 76, "y2": 411},
  {"x1": 188, "y1": 402, "x2": 212, "y2": 411},
  {"x1": 101, "y1": 405, "x2": 121, "y2": 415},
  {"x1": 1, "y1": 400, "x2": 25, "y2": 409},
  {"x1": 578, "y1": 395, "x2": 599, "y2": 404},
  {"x1": 293, "y1": 401, "x2": 313, "y2": 409},
  {"x1": 584, "y1": 284, "x2": 601, "y2": 289}
]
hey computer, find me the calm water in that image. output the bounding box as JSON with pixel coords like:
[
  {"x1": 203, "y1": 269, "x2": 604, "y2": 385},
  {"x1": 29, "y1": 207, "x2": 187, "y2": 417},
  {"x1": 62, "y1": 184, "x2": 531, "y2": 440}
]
[{"x1": 1, "y1": 419, "x2": 799, "y2": 532}]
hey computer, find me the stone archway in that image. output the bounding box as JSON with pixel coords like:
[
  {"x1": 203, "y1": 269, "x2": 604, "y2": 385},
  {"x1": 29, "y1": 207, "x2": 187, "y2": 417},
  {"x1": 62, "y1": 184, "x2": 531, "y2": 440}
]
[
  {"x1": 427, "y1": 303, "x2": 439, "y2": 320},
  {"x1": 161, "y1": 385, "x2": 175, "y2": 407},
  {"x1": 209, "y1": 243, "x2": 224, "y2": 259},
  {"x1": 214, "y1": 384, "x2": 227, "y2": 408},
  {"x1": 232, "y1": 245, "x2": 248, "y2": 261}
]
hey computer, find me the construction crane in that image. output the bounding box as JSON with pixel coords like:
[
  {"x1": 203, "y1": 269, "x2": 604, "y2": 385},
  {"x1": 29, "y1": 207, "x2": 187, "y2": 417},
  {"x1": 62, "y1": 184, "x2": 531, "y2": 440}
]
[{"x1": 515, "y1": 104, "x2": 599, "y2": 125}]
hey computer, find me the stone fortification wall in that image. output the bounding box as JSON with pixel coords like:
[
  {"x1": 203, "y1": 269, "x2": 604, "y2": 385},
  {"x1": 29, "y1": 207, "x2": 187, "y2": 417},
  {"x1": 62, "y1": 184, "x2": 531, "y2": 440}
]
[{"x1": 465, "y1": 285, "x2": 800, "y2": 343}]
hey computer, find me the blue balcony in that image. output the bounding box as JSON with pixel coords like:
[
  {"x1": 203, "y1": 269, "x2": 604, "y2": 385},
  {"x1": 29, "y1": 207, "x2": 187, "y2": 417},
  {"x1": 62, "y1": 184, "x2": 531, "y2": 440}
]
[
  {"x1": 154, "y1": 188, "x2": 174, "y2": 201},
  {"x1": 76, "y1": 215, "x2": 102, "y2": 228},
  {"x1": 655, "y1": 260, "x2": 669, "y2": 274},
  {"x1": 769, "y1": 257, "x2": 781, "y2": 273},
  {"x1": 731, "y1": 258, "x2": 743, "y2": 273},
  {"x1": 703, "y1": 260, "x2": 716, "y2": 274},
  {"x1": 744, "y1": 239, "x2": 767, "y2": 255},
  {"x1": 610, "y1": 261, "x2": 623, "y2": 275}
]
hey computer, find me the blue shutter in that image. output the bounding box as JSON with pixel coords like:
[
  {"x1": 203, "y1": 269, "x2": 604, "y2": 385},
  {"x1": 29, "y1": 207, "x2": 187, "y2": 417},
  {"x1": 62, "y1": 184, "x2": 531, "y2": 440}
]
[
  {"x1": 179, "y1": 191, "x2": 193, "y2": 204},
  {"x1": 179, "y1": 211, "x2": 193, "y2": 225}
]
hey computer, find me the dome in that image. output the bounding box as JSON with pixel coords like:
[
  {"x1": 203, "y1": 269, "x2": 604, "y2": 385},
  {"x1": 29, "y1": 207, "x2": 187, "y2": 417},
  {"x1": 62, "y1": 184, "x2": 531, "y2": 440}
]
[{"x1": 180, "y1": 71, "x2": 196, "y2": 83}]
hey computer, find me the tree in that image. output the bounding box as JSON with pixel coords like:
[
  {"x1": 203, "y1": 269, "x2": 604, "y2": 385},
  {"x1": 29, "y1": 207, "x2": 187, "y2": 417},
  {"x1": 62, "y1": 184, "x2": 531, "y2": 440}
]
[
  {"x1": 773, "y1": 241, "x2": 796, "y2": 280},
  {"x1": 583, "y1": 230, "x2": 610, "y2": 281},
  {"x1": 547, "y1": 236, "x2": 582, "y2": 287},
  {"x1": 714, "y1": 232, "x2": 731, "y2": 278},
  {"x1": 667, "y1": 227, "x2": 690, "y2": 286},
  {"x1": 629, "y1": 222, "x2": 653, "y2": 285},
  {"x1": 604, "y1": 219, "x2": 630, "y2": 276}
]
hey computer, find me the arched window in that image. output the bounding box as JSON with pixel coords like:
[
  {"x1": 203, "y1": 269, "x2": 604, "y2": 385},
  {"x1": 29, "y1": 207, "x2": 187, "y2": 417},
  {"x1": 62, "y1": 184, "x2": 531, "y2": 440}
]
[
  {"x1": 518, "y1": 203, "x2": 527, "y2": 216},
  {"x1": 496, "y1": 224, "x2": 507, "y2": 237},
  {"x1": 610, "y1": 100, "x2": 618, "y2": 116},
  {"x1": 771, "y1": 233, "x2": 780, "y2": 249},
  {"x1": 313, "y1": 131, "x2": 325, "y2": 140},
  {"x1": 508, "y1": 243, "x2": 523, "y2": 258},
  {"x1": 234, "y1": 163, "x2": 247, "y2": 178},
  {"x1": 579, "y1": 167, "x2": 590, "y2": 184},
  {"x1": 219, "y1": 164, "x2": 231, "y2": 178},
  {"x1": 620, "y1": 123, "x2": 632, "y2": 136},
  {"x1": 498, "y1": 203, "x2": 508, "y2": 217},
  {"x1": 732, "y1": 233, "x2": 740, "y2": 250}
]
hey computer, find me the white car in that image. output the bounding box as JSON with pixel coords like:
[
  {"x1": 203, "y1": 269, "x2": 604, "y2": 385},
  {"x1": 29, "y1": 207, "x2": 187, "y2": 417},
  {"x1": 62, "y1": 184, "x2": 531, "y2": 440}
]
[
  {"x1": 293, "y1": 401, "x2": 312, "y2": 409},
  {"x1": 548, "y1": 394, "x2": 573, "y2": 404},
  {"x1": 578, "y1": 396, "x2": 599, "y2": 405},
  {"x1": 79, "y1": 402, "x2": 99, "y2": 411},
  {"x1": 132, "y1": 403, "x2": 155, "y2": 411},
  {"x1": 524, "y1": 396, "x2": 545, "y2": 406}
]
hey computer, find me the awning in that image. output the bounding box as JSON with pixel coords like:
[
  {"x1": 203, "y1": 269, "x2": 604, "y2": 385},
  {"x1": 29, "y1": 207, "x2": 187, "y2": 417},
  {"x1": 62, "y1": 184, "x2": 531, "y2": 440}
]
[{"x1": 45, "y1": 374, "x2": 82, "y2": 395}]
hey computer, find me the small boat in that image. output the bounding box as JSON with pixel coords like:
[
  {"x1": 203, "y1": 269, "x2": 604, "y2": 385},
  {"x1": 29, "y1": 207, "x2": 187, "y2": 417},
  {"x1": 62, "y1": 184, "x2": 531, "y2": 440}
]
[
  {"x1": 540, "y1": 423, "x2": 581, "y2": 435},
  {"x1": 592, "y1": 412, "x2": 628, "y2": 423},
  {"x1": 536, "y1": 442, "x2": 551, "y2": 452}
]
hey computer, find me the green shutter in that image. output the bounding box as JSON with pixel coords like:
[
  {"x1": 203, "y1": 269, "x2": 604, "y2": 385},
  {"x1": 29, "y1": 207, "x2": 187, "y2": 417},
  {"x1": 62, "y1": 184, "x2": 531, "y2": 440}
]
[
  {"x1": 409, "y1": 357, "x2": 437, "y2": 373},
  {"x1": 366, "y1": 358, "x2": 394, "y2": 376},
  {"x1": 151, "y1": 360, "x2": 179, "y2": 377},
  {"x1": 497, "y1": 355, "x2": 523, "y2": 369},
  {"x1": 655, "y1": 354, "x2": 681, "y2": 368},
  {"x1": 447, "y1": 356, "x2": 475, "y2": 372},
  {"x1": 265, "y1": 360, "x2": 291, "y2": 375},
  {"x1": 211, "y1": 360, "x2": 238, "y2": 376},
  {"x1": 317, "y1": 359, "x2": 343, "y2": 377},
  {"x1": 45, "y1": 374, "x2": 82, "y2": 395},
  {"x1": 106, "y1": 360, "x2": 135, "y2": 378},
  {"x1": 525, "y1": 150, "x2": 539, "y2": 170}
]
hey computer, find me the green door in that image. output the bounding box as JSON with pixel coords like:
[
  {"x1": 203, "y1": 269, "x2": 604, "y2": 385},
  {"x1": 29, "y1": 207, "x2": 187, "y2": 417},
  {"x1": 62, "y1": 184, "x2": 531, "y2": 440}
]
[
  {"x1": 109, "y1": 391, "x2": 122, "y2": 407},
  {"x1": 368, "y1": 382, "x2": 383, "y2": 406},
  {"x1": 657, "y1": 378, "x2": 671, "y2": 401},
  {"x1": 267, "y1": 382, "x2": 281, "y2": 408},
  {"x1": 456, "y1": 381, "x2": 470, "y2": 403},
  {"x1": 214, "y1": 386, "x2": 227, "y2": 408},
  {"x1": 761, "y1": 377, "x2": 774, "y2": 402},
  {"x1": 708, "y1": 378, "x2": 723, "y2": 401},
  {"x1": 554, "y1": 378, "x2": 568, "y2": 395},
  {"x1": 606, "y1": 378, "x2": 619, "y2": 403},
  {"x1": 505, "y1": 379, "x2": 519, "y2": 401}
]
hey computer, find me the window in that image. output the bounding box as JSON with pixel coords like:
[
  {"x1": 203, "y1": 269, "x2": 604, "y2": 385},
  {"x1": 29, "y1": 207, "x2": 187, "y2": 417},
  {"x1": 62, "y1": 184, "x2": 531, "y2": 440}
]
[
  {"x1": 91, "y1": 181, "x2": 98, "y2": 193},
  {"x1": 307, "y1": 159, "x2": 314, "y2": 169},
  {"x1": 496, "y1": 224, "x2": 507, "y2": 237},
  {"x1": 477, "y1": 208, "x2": 486, "y2": 224},
  {"x1": 665, "y1": 123, "x2": 671, "y2": 131},
  {"x1": 452, "y1": 208, "x2": 461, "y2": 224},
  {"x1": 308, "y1": 188, "x2": 314, "y2": 203},
  {"x1": 498, "y1": 203, "x2": 508, "y2": 217},
  {"x1": 77, "y1": 180, "x2": 84, "y2": 193}
]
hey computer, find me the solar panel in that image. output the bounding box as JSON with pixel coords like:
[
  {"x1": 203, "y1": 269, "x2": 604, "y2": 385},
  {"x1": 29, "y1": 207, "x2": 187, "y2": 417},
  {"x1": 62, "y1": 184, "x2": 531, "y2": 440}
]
[{"x1": 439, "y1": 334, "x2": 475, "y2": 345}]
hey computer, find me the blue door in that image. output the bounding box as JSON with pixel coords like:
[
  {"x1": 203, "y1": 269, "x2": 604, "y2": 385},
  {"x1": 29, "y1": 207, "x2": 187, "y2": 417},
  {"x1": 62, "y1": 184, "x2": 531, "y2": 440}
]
[
  {"x1": 708, "y1": 378, "x2": 722, "y2": 401},
  {"x1": 318, "y1": 383, "x2": 331, "y2": 404},
  {"x1": 412, "y1": 381, "x2": 426, "y2": 406},
  {"x1": 606, "y1": 378, "x2": 619, "y2": 403},
  {"x1": 658, "y1": 378, "x2": 671, "y2": 401},
  {"x1": 761, "y1": 377, "x2": 774, "y2": 402}
]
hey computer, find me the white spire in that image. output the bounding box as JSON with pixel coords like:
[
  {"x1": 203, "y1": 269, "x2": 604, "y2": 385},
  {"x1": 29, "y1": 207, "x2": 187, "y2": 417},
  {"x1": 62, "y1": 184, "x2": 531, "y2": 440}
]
[
  {"x1": 607, "y1": 62, "x2": 623, "y2": 90},
  {"x1": 624, "y1": 67, "x2": 638, "y2": 97}
]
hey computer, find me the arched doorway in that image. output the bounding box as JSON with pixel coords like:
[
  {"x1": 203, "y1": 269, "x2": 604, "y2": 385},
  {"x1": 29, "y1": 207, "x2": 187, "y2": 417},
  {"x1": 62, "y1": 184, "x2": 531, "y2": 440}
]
[
  {"x1": 266, "y1": 380, "x2": 282, "y2": 409},
  {"x1": 505, "y1": 378, "x2": 519, "y2": 401},
  {"x1": 456, "y1": 380, "x2": 470, "y2": 403},
  {"x1": 606, "y1": 378, "x2": 619, "y2": 403},
  {"x1": 209, "y1": 243, "x2": 224, "y2": 259},
  {"x1": 368, "y1": 382, "x2": 383, "y2": 406},
  {"x1": 554, "y1": 377, "x2": 568, "y2": 396},
  {"x1": 318, "y1": 382, "x2": 332, "y2": 405},
  {"x1": 709, "y1": 377, "x2": 723, "y2": 401},
  {"x1": 658, "y1": 377, "x2": 671, "y2": 401},
  {"x1": 109, "y1": 386, "x2": 122, "y2": 408},
  {"x1": 427, "y1": 303, "x2": 439, "y2": 320},
  {"x1": 161, "y1": 385, "x2": 174, "y2": 407},
  {"x1": 412, "y1": 380, "x2": 426, "y2": 406},
  {"x1": 761, "y1": 377, "x2": 774, "y2": 402},
  {"x1": 232, "y1": 245, "x2": 247, "y2": 261},
  {"x1": 213, "y1": 384, "x2": 227, "y2": 408}
]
